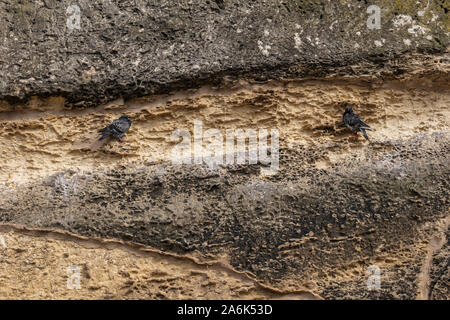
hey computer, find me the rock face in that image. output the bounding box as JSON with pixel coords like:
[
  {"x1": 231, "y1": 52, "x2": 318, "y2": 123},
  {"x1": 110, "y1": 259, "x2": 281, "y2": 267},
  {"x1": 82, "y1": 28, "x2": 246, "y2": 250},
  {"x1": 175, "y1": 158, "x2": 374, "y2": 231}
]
[
  {"x1": 0, "y1": 0, "x2": 449, "y2": 299},
  {"x1": 0, "y1": 0, "x2": 448, "y2": 106}
]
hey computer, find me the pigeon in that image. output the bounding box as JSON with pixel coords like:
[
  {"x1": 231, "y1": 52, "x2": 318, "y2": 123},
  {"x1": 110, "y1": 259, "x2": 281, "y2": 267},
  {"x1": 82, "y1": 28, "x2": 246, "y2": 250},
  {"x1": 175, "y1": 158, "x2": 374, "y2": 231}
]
[
  {"x1": 342, "y1": 106, "x2": 372, "y2": 140},
  {"x1": 98, "y1": 115, "x2": 131, "y2": 142}
]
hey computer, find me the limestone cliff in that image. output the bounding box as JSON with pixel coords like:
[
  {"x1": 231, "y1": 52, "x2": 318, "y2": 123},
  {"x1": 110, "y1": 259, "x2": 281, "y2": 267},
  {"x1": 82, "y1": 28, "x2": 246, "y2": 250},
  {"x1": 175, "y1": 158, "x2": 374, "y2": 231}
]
[{"x1": 0, "y1": 0, "x2": 448, "y2": 299}]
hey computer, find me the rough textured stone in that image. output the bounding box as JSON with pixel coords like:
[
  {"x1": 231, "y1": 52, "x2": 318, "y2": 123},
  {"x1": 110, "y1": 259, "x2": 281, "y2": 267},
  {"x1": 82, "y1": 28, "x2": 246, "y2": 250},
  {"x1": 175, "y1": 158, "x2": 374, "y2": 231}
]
[
  {"x1": 0, "y1": 0, "x2": 448, "y2": 106},
  {"x1": 0, "y1": 0, "x2": 449, "y2": 300},
  {"x1": 1, "y1": 133, "x2": 448, "y2": 298}
]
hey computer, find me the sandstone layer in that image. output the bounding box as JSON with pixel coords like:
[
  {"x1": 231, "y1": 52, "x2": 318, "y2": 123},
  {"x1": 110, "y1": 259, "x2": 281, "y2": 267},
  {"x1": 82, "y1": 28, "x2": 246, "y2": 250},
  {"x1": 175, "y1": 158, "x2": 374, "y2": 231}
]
[{"x1": 0, "y1": 0, "x2": 449, "y2": 300}]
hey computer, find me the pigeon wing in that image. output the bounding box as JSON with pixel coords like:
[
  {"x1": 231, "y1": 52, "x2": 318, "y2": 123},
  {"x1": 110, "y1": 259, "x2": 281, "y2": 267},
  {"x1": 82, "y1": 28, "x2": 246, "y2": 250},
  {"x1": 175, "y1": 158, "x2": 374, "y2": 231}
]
[
  {"x1": 111, "y1": 118, "x2": 130, "y2": 134},
  {"x1": 355, "y1": 118, "x2": 371, "y2": 130},
  {"x1": 347, "y1": 114, "x2": 371, "y2": 130},
  {"x1": 98, "y1": 125, "x2": 109, "y2": 134}
]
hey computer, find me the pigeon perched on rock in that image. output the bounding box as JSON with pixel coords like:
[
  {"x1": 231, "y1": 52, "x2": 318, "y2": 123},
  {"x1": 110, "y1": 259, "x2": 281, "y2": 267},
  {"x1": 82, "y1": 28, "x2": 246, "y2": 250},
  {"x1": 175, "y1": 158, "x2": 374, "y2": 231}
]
[
  {"x1": 98, "y1": 115, "x2": 131, "y2": 142},
  {"x1": 342, "y1": 106, "x2": 372, "y2": 140}
]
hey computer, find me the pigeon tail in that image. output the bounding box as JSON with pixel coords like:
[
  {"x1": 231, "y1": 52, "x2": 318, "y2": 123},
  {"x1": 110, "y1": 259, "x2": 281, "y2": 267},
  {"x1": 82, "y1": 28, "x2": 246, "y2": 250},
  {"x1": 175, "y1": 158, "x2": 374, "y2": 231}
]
[
  {"x1": 360, "y1": 128, "x2": 369, "y2": 140},
  {"x1": 360, "y1": 123, "x2": 372, "y2": 131}
]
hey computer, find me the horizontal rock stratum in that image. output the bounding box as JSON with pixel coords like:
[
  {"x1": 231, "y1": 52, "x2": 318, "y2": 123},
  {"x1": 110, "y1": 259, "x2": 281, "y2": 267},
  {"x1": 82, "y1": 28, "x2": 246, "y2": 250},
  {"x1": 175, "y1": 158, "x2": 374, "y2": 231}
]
[
  {"x1": 0, "y1": 0, "x2": 448, "y2": 106},
  {"x1": 0, "y1": 0, "x2": 449, "y2": 300}
]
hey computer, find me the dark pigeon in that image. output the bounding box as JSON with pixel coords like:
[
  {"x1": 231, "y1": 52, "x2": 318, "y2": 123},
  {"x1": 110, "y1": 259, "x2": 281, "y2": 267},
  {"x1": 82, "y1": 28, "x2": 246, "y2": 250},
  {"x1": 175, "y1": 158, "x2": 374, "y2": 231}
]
[
  {"x1": 98, "y1": 115, "x2": 131, "y2": 142},
  {"x1": 342, "y1": 106, "x2": 372, "y2": 140}
]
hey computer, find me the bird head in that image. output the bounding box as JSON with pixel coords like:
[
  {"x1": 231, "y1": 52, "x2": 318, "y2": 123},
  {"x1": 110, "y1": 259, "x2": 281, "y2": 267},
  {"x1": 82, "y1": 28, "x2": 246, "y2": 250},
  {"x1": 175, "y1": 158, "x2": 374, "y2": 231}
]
[
  {"x1": 119, "y1": 115, "x2": 131, "y2": 123},
  {"x1": 344, "y1": 106, "x2": 353, "y2": 114}
]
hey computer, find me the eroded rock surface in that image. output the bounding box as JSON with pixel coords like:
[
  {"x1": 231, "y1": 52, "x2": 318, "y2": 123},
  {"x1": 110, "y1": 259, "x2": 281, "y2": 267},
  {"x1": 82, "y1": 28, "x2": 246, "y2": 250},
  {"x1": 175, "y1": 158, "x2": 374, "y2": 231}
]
[
  {"x1": 0, "y1": 0, "x2": 449, "y2": 300},
  {"x1": 0, "y1": 0, "x2": 448, "y2": 106}
]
